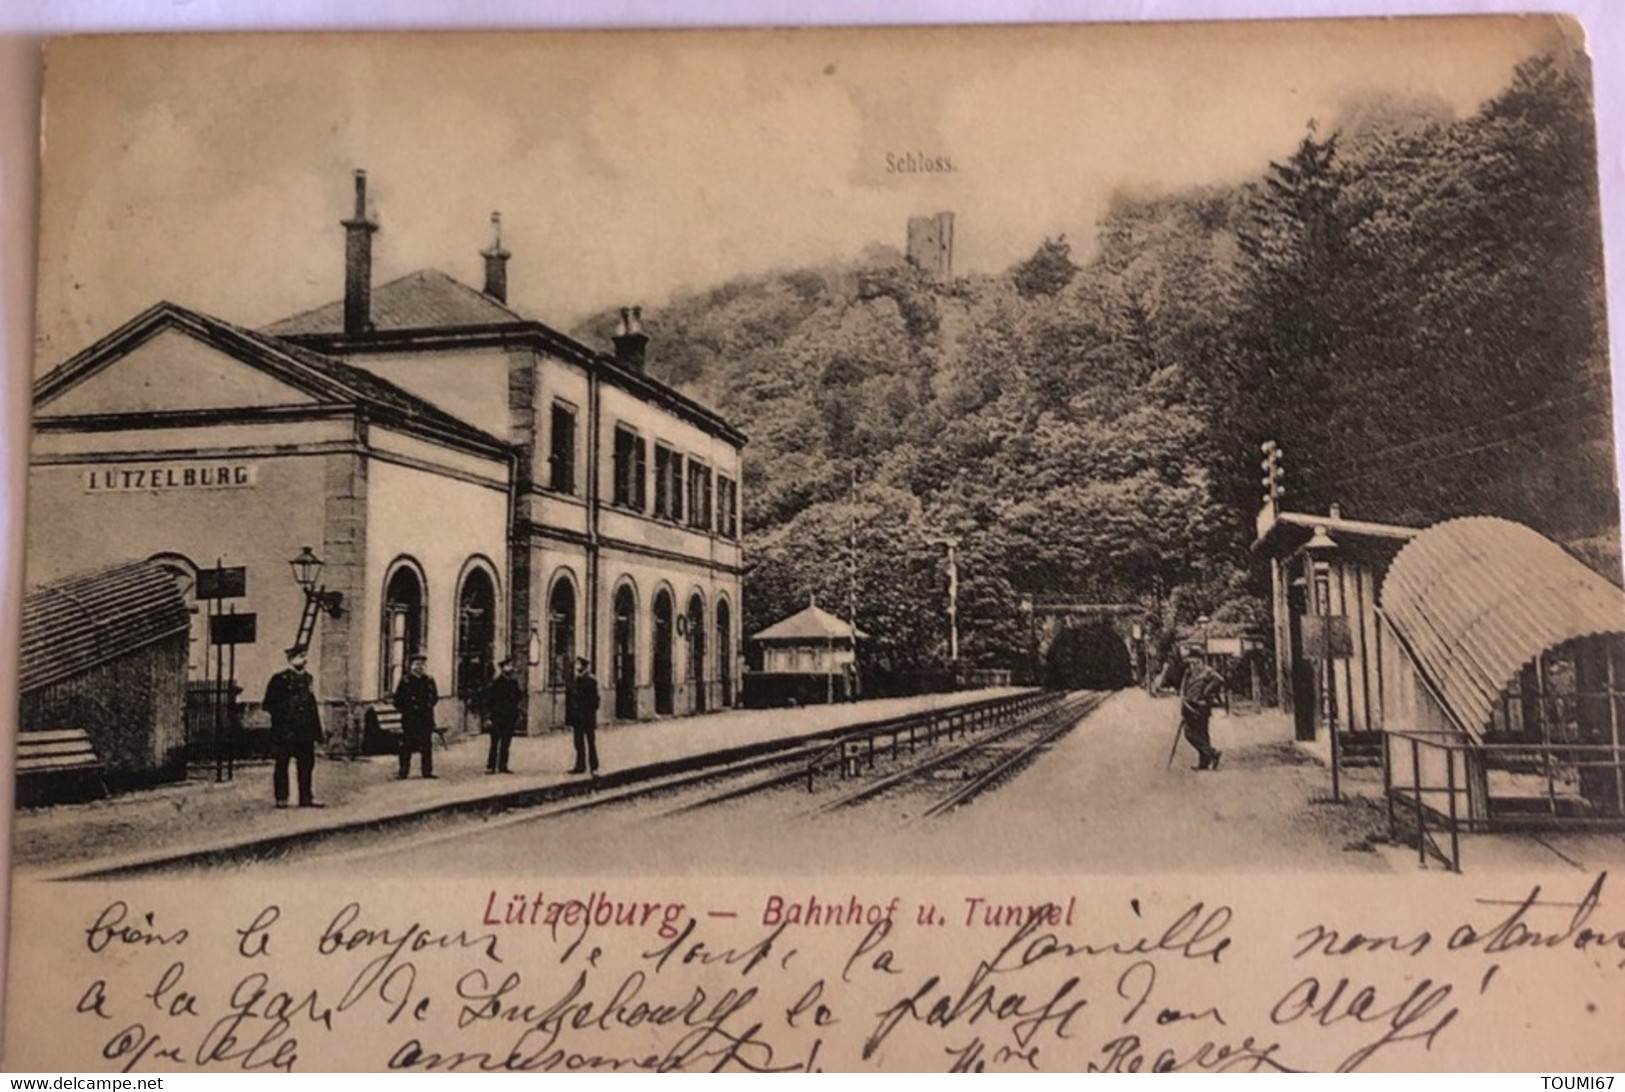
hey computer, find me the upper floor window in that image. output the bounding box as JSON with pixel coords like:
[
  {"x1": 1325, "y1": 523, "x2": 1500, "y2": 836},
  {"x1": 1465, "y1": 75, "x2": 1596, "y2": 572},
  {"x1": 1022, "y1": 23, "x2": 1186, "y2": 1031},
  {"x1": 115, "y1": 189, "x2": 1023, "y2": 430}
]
[
  {"x1": 612, "y1": 424, "x2": 648, "y2": 511},
  {"x1": 549, "y1": 402, "x2": 577, "y2": 495},
  {"x1": 717, "y1": 474, "x2": 739, "y2": 539},
  {"x1": 686, "y1": 461, "x2": 713, "y2": 532},
  {"x1": 654, "y1": 444, "x2": 684, "y2": 522}
]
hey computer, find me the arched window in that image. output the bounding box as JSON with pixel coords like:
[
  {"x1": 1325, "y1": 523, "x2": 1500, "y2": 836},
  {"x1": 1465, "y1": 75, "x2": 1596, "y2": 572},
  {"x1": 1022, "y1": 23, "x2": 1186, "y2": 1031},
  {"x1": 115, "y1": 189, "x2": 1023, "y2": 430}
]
[
  {"x1": 381, "y1": 559, "x2": 427, "y2": 694},
  {"x1": 548, "y1": 574, "x2": 577, "y2": 692},
  {"x1": 455, "y1": 564, "x2": 498, "y2": 700},
  {"x1": 613, "y1": 581, "x2": 638, "y2": 720},
  {"x1": 652, "y1": 587, "x2": 675, "y2": 716},
  {"x1": 716, "y1": 598, "x2": 733, "y2": 707},
  {"x1": 687, "y1": 592, "x2": 707, "y2": 714}
]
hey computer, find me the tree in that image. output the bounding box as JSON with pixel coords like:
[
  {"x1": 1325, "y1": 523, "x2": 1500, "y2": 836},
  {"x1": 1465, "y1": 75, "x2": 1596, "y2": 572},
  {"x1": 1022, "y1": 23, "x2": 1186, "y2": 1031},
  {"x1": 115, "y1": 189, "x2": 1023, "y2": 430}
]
[{"x1": 1011, "y1": 235, "x2": 1079, "y2": 299}]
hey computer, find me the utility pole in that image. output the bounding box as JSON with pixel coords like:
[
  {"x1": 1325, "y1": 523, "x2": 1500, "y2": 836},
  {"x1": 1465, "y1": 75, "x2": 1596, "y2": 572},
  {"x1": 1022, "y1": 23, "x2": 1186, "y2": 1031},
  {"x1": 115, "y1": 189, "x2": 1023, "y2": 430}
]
[
  {"x1": 931, "y1": 537, "x2": 960, "y2": 663},
  {"x1": 849, "y1": 468, "x2": 859, "y2": 701}
]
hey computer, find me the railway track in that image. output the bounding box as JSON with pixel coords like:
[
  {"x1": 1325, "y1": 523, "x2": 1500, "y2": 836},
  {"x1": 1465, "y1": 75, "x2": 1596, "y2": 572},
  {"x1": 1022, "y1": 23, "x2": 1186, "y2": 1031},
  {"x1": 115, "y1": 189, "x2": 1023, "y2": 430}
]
[
  {"x1": 278, "y1": 691, "x2": 1110, "y2": 868},
  {"x1": 808, "y1": 690, "x2": 1108, "y2": 819}
]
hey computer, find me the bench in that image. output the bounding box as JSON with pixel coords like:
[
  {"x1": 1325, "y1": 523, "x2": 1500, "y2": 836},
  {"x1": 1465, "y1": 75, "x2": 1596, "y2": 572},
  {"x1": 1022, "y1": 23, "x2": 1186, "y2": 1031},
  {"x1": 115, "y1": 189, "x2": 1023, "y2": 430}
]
[
  {"x1": 361, "y1": 705, "x2": 449, "y2": 755},
  {"x1": 16, "y1": 729, "x2": 107, "y2": 805}
]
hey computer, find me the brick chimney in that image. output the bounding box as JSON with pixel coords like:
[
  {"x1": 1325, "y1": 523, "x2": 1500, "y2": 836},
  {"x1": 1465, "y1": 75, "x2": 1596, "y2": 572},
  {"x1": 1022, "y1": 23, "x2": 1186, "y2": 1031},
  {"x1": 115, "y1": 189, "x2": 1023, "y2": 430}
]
[
  {"x1": 481, "y1": 211, "x2": 510, "y2": 304},
  {"x1": 342, "y1": 170, "x2": 379, "y2": 335},
  {"x1": 613, "y1": 306, "x2": 648, "y2": 372}
]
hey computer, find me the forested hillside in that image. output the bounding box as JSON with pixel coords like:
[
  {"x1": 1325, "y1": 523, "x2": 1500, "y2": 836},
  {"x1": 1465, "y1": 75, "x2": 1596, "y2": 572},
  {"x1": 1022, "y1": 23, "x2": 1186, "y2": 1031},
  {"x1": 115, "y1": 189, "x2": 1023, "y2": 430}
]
[{"x1": 576, "y1": 52, "x2": 1615, "y2": 679}]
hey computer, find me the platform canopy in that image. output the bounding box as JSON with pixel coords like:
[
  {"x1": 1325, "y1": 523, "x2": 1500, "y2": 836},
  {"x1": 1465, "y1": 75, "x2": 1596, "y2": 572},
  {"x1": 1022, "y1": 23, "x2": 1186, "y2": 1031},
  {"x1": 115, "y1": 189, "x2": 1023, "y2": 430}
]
[{"x1": 1379, "y1": 517, "x2": 1625, "y2": 740}]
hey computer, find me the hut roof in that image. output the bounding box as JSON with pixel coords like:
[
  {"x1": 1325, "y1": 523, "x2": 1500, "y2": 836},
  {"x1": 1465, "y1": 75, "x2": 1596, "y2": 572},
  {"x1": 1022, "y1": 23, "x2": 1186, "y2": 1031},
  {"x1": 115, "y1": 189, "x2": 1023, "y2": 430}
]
[
  {"x1": 21, "y1": 560, "x2": 192, "y2": 693},
  {"x1": 752, "y1": 603, "x2": 868, "y2": 643}
]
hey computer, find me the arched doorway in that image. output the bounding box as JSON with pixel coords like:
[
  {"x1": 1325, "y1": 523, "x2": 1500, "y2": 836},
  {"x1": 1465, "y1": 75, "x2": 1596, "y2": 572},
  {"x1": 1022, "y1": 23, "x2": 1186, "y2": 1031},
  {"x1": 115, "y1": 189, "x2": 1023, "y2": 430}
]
[
  {"x1": 455, "y1": 566, "x2": 497, "y2": 704},
  {"x1": 382, "y1": 560, "x2": 426, "y2": 693},
  {"x1": 653, "y1": 588, "x2": 675, "y2": 715},
  {"x1": 613, "y1": 583, "x2": 638, "y2": 721},
  {"x1": 716, "y1": 598, "x2": 733, "y2": 707},
  {"x1": 548, "y1": 576, "x2": 577, "y2": 693},
  {"x1": 688, "y1": 592, "x2": 707, "y2": 713}
]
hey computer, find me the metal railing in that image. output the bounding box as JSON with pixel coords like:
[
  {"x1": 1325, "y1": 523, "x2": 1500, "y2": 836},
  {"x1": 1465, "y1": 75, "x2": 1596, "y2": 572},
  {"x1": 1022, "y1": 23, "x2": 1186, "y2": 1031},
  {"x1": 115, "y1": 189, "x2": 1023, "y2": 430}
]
[
  {"x1": 804, "y1": 689, "x2": 1057, "y2": 792},
  {"x1": 1385, "y1": 728, "x2": 1625, "y2": 872}
]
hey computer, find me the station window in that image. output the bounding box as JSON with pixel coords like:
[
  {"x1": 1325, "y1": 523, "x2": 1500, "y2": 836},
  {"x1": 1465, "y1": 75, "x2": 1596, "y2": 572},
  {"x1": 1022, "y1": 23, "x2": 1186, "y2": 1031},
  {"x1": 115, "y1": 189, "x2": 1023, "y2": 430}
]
[
  {"x1": 549, "y1": 402, "x2": 577, "y2": 495},
  {"x1": 654, "y1": 444, "x2": 684, "y2": 522},
  {"x1": 612, "y1": 424, "x2": 647, "y2": 511},
  {"x1": 687, "y1": 461, "x2": 713, "y2": 531},
  {"x1": 717, "y1": 474, "x2": 739, "y2": 539}
]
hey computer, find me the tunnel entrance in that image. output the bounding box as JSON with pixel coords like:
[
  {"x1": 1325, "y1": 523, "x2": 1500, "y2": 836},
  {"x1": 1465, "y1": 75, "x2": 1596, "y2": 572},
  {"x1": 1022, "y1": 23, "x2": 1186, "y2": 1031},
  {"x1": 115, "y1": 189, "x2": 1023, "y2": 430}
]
[{"x1": 1044, "y1": 620, "x2": 1134, "y2": 690}]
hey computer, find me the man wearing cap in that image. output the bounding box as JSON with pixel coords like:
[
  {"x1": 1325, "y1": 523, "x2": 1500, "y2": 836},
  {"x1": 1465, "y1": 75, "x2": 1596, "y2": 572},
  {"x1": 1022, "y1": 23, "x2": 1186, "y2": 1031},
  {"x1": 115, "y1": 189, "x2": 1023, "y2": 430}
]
[
  {"x1": 483, "y1": 658, "x2": 523, "y2": 774},
  {"x1": 263, "y1": 647, "x2": 325, "y2": 808},
  {"x1": 1178, "y1": 643, "x2": 1226, "y2": 771},
  {"x1": 565, "y1": 657, "x2": 600, "y2": 775},
  {"x1": 394, "y1": 652, "x2": 440, "y2": 779}
]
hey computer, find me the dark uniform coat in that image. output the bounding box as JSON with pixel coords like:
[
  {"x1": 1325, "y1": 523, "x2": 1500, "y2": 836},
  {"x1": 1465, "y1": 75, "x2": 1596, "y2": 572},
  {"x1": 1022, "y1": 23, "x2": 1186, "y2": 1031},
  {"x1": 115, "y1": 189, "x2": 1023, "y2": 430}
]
[
  {"x1": 263, "y1": 667, "x2": 324, "y2": 743},
  {"x1": 484, "y1": 674, "x2": 523, "y2": 734},
  {"x1": 394, "y1": 672, "x2": 440, "y2": 738}
]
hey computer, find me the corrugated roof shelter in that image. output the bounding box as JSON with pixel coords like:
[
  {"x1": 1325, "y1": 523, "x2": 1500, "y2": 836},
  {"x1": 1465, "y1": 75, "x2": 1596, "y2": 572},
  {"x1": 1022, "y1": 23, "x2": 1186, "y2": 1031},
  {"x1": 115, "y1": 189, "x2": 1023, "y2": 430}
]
[
  {"x1": 19, "y1": 560, "x2": 192, "y2": 788},
  {"x1": 1380, "y1": 517, "x2": 1625, "y2": 740},
  {"x1": 21, "y1": 560, "x2": 191, "y2": 694}
]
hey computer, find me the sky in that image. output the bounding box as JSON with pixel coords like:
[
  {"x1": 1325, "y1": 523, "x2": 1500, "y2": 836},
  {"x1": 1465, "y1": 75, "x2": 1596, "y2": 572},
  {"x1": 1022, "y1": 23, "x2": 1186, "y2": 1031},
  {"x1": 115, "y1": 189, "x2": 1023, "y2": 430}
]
[{"x1": 31, "y1": 17, "x2": 1573, "y2": 368}]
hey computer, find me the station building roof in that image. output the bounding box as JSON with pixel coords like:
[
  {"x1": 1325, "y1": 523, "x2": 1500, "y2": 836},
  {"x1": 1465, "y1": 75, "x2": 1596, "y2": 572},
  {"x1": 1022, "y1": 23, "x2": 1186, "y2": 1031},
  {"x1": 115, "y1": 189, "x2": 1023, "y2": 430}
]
[
  {"x1": 32, "y1": 301, "x2": 509, "y2": 457},
  {"x1": 262, "y1": 269, "x2": 747, "y2": 448},
  {"x1": 264, "y1": 269, "x2": 525, "y2": 335}
]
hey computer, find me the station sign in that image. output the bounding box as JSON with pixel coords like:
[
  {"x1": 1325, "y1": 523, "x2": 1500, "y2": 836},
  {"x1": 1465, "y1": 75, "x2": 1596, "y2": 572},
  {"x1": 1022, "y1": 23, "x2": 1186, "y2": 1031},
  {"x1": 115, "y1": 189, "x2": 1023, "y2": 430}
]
[
  {"x1": 209, "y1": 613, "x2": 258, "y2": 646},
  {"x1": 196, "y1": 566, "x2": 248, "y2": 600},
  {"x1": 83, "y1": 462, "x2": 257, "y2": 493}
]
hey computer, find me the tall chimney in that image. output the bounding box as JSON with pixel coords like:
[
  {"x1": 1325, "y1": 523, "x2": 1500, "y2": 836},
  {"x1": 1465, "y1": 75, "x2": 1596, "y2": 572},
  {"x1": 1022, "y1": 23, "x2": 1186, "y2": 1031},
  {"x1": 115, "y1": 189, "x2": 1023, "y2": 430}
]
[
  {"x1": 342, "y1": 169, "x2": 379, "y2": 335},
  {"x1": 613, "y1": 306, "x2": 649, "y2": 372},
  {"x1": 481, "y1": 211, "x2": 510, "y2": 304}
]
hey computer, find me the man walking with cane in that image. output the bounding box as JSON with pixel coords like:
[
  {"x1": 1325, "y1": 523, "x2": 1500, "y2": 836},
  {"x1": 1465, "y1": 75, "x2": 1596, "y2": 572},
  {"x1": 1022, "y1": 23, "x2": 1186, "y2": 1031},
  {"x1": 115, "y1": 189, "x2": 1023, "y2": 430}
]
[{"x1": 1168, "y1": 642, "x2": 1225, "y2": 771}]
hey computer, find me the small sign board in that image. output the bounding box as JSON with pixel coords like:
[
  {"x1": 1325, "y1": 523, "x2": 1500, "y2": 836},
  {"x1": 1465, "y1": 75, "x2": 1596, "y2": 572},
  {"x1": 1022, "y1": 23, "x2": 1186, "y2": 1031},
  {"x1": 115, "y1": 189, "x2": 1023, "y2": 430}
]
[
  {"x1": 1301, "y1": 614, "x2": 1353, "y2": 660},
  {"x1": 196, "y1": 566, "x2": 248, "y2": 600},
  {"x1": 209, "y1": 612, "x2": 258, "y2": 646}
]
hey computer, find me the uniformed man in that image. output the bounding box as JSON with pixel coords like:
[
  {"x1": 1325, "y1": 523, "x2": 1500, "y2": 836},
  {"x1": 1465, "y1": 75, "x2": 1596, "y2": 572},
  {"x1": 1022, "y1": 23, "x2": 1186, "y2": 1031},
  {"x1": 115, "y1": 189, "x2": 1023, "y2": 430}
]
[
  {"x1": 565, "y1": 657, "x2": 601, "y2": 775},
  {"x1": 394, "y1": 652, "x2": 440, "y2": 779},
  {"x1": 263, "y1": 646, "x2": 325, "y2": 807},
  {"x1": 483, "y1": 658, "x2": 523, "y2": 774},
  {"x1": 1178, "y1": 643, "x2": 1226, "y2": 771}
]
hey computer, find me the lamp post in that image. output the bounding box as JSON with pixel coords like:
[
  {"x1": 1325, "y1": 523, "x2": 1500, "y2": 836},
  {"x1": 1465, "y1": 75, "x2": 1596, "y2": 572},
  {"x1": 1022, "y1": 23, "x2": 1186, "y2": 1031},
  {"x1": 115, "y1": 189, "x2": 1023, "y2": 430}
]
[
  {"x1": 1303, "y1": 524, "x2": 1341, "y2": 803},
  {"x1": 288, "y1": 545, "x2": 344, "y2": 653}
]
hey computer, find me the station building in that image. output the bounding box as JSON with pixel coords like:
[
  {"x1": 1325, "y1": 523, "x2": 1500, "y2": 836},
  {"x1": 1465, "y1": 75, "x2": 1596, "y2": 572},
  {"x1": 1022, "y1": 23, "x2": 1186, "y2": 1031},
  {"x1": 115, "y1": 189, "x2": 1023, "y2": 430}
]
[{"x1": 27, "y1": 171, "x2": 746, "y2": 749}]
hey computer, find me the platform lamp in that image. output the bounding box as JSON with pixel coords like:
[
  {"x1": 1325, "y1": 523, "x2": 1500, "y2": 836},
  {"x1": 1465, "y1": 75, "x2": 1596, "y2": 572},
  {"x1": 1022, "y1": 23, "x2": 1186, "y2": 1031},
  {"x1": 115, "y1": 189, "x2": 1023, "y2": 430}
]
[
  {"x1": 288, "y1": 545, "x2": 344, "y2": 653},
  {"x1": 1303, "y1": 524, "x2": 1341, "y2": 802}
]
